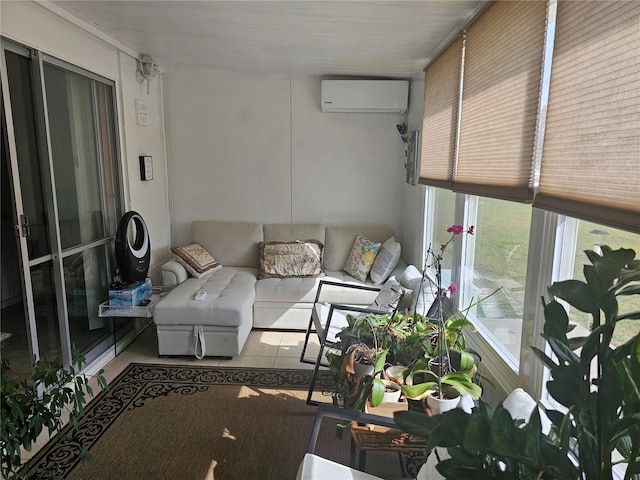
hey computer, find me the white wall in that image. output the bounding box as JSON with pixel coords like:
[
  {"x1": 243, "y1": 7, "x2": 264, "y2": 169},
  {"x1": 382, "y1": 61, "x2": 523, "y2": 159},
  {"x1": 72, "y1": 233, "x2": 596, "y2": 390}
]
[
  {"x1": 1, "y1": 1, "x2": 171, "y2": 284},
  {"x1": 165, "y1": 72, "x2": 408, "y2": 246},
  {"x1": 117, "y1": 52, "x2": 171, "y2": 281}
]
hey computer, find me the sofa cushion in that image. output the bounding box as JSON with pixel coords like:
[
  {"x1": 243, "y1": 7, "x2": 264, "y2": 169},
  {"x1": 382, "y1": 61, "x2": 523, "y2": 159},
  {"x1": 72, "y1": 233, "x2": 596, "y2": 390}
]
[
  {"x1": 323, "y1": 226, "x2": 395, "y2": 271},
  {"x1": 344, "y1": 234, "x2": 381, "y2": 281},
  {"x1": 258, "y1": 240, "x2": 325, "y2": 279},
  {"x1": 370, "y1": 236, "x2": 402, "y2": 285},
  {"x1": 192, "y1": 220, "x2": 263, "y2": 268},
  {"x1": 263, "y1": 223, "x2": 325, "y2": 244},
  {"x1": 171, "y1": 242, "x2": 222, "y2": 278},
  {"x1": 255, "y1": 272, "x2": 379, "y2": 305},
  {"x1": 154, "y1": 267, "x2": 257, "y2": 327}
]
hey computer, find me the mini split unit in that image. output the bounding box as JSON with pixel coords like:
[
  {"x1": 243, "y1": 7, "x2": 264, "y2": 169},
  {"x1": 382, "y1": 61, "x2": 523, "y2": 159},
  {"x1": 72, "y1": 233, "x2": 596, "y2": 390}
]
[{"x1": 321, "y1": 80, "x2": 409, "y2": 114}]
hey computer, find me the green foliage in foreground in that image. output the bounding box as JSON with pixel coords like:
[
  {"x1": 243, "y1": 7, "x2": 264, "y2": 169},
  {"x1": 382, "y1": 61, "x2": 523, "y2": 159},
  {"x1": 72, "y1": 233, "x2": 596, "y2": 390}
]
[
  {"x1": 1, "y1": 346, "x2": 108, "y2": 479},
  {"x1": 396, "y1": 246, "x2": 640, "y2": 480}
]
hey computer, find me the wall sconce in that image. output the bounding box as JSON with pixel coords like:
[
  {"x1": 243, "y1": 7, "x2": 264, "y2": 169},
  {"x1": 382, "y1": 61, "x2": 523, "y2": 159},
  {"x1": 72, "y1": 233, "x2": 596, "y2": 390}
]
[{"x1": 135, "y1": 54, "x2": 158, "y2": 95}]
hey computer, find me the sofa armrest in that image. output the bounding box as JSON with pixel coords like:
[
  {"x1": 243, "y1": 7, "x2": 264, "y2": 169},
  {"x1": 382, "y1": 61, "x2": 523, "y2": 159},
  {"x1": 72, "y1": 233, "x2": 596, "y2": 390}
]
[{"x1": 161, "y1": 259, "x2": 189, "y2": 292}]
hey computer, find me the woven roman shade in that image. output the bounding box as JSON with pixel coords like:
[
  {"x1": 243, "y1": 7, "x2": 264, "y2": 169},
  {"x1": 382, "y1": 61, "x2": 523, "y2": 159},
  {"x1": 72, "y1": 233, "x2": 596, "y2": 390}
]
[
  {"x1": 455, "y1": 1, "x2": 547, "y2": 202},
  {"x1": 535, "y1": 1, "x2": 640, "y2": 233},
  {"x1": 418, "y1": 34, "x2": 463, "y2": 189}
]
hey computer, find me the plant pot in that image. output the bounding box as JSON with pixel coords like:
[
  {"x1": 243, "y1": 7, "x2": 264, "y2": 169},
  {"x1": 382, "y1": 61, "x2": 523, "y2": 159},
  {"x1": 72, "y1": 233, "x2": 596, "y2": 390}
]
[
  {"x1": 384, "y1": 365, "x2": 407, "y2": 385},
  {"x1": 380, "y1": 379, "x2": 402, "y2": 403},
  {"x1": 353, "y1": 361, "x2": 375, "y2": 380},
  {"x1": 426, "y1": 389, "x2": 460, "y2": 415}
]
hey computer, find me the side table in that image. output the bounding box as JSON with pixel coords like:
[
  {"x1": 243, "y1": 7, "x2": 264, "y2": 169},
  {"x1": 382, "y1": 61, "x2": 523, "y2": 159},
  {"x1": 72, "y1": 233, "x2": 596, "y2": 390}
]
[
  {"x1": 349, "y1": 401, "x2": 426, "y2": 472},
  {"x1": 98, "y1": 293, "x2": 163, "y2": 355},
  {"x1": 350, "y1": 420, "x2": 426, "y2": 472}
]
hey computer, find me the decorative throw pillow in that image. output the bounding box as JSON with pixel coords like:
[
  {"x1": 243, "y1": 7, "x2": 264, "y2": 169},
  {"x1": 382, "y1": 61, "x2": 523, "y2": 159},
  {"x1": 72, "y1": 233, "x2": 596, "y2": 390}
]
[
  {"x1": 368, "y1": 277, "x2": 413, "y2": 312},
  {"x1": 369, "y1": 236, "x2": 402, "y2": 285},
  {"x1": 171, "y1": 242, "x2": 222, "y2": 279},
  {"x1": 258, "y1": 240, "x2": 325, "y2": 279},
  {"x1": 343, "y1": 234, "x2": 382, "y2": 281}
]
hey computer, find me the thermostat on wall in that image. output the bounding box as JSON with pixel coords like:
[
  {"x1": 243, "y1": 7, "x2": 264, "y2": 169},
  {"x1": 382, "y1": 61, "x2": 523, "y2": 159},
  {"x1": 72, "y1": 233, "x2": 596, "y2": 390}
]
[
  {"x1": 135, "y1": 99, "x2": 149, "y2": 126},
  {"x1": 139, "y1": 156, "x2": 153, "y2": 181}
]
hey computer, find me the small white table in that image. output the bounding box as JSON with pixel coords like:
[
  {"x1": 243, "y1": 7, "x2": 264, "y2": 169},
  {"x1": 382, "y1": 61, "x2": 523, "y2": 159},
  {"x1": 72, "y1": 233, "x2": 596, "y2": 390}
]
[{"x1": 98, "y1": 293, "x2": 163, "y2": 354}]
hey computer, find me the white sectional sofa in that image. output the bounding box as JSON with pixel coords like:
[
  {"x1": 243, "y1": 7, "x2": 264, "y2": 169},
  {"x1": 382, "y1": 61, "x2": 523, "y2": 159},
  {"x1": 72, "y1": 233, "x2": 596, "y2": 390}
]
[{"x1": 153, "y1": 220, "x2": 407, "y2": 358}]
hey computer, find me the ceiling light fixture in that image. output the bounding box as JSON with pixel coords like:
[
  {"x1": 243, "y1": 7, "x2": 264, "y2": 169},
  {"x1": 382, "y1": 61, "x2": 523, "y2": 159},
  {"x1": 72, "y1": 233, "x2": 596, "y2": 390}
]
[{"x1": 135, "y1": 54, "x2": 158, "y2": 95}]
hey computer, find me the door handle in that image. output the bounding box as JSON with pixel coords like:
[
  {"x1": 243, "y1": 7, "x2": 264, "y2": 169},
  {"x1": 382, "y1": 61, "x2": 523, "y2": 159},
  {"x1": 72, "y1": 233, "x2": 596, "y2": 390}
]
[{"x1": 19, "y1": 214, "x2": 31, "y2": 237}]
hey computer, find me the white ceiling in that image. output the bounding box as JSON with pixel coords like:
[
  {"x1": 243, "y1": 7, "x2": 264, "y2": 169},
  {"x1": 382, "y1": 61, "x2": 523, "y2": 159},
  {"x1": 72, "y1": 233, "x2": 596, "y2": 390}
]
[{"x1": 54, "y1": 0, "x2": 485, "y2": 79}]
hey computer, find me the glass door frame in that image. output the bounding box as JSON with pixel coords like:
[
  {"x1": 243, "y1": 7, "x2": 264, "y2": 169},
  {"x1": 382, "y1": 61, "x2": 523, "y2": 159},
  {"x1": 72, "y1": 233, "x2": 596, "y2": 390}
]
[{"x1": 1, "y1": 38, "x2": 124, "y2": 370}]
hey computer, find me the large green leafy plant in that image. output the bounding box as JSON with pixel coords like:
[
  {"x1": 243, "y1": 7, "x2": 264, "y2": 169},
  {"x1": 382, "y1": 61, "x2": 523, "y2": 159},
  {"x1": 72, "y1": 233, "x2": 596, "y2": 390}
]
[
  {"x1": 1, "y1": 346, "x2": 108, "y2": 479},
  {"x1": 395, "y1": 245, "x2": 640, "y2": 479}
]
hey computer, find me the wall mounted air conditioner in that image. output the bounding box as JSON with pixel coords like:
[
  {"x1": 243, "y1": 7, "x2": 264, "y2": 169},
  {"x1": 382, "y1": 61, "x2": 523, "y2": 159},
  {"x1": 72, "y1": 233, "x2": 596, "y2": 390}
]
[{"x1": 321, "y1": 80, "x2": 409, "y2": 114}]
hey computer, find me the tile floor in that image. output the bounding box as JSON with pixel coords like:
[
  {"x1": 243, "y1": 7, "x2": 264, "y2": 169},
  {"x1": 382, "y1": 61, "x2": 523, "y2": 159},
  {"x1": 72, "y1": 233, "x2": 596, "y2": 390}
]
[{"x1": 102, "y1": 326, "x2": 324, "y2": 383}]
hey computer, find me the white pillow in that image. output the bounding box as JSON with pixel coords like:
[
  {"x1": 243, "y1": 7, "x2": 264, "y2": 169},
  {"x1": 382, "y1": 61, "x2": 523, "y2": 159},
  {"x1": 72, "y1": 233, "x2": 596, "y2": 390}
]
[
  {"x1": 398, "y1": 265, "x2": 431, "y2": 315},
  {"x1": 369, "y1": 236, "x2": 402, "y2": 285},
  {"x1": 503, "y1": 388, "x2": 552, "y2": 435}
]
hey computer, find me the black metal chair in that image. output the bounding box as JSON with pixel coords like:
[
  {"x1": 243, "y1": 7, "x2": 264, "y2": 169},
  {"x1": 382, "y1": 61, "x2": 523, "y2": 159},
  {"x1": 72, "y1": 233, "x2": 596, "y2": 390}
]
[
  {"x1": 300, "y1": 279, "x2": 416, "y2": 406},
  {"x1": 300, "y1": 280, "x2": 387, "y2": 405}
]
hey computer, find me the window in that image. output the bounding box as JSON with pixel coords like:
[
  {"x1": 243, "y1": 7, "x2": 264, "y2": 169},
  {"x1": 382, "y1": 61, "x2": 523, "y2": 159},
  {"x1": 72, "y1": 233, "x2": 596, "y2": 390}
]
[
  {"x1": 462, "y1": 196, "x2": 532, "y2": 365},
  {"x1": 422, "y1": 185, "x2": 639, "y2": 398},
  {"x1": 417, "y1": 2, "x2": 639, "y2": 400},
  {"x1": 424, "y1": 187, "x2": 456, "y2": 275},
  {"x1": 558, "y1": 220, "x2": 640, "y2": 348}
]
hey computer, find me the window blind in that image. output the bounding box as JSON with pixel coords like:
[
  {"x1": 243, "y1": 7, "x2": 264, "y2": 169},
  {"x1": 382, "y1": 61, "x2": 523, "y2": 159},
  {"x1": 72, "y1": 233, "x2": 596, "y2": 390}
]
[
  {"x1": 535, "y1": 1, "x2": 640, "y2": 233},
  {"x1": 418, "y1": 34, "x2": 463, "y2": 189},
  {"x1": 455, "y1": 1, "x2": 547, "y2": 202}
]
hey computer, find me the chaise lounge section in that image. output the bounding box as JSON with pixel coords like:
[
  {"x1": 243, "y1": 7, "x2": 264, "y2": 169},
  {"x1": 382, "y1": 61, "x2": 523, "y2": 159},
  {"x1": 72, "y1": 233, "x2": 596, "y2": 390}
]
[{"x1": 153, "y1": 220, "x2": 407, "y2": 358}]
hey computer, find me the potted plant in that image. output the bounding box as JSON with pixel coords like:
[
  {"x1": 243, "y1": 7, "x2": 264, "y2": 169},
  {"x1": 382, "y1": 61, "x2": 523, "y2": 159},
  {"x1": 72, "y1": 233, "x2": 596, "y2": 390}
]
[
  {"x1": 394, "y1": 245, "x2": 640, "y2": 480},
  {"x1": 400, "y1": 225, "x2": 491, "y2": 411},
  {"x1": 326, "y1": 304, "x2": 435, "y2": 412},
  {"x1": 328, "y1": 225, "x2": 492, "y2": 413},
  {"x1": 1, "y1": 346, "x2": 108, "y2": 479},
  {"x1": 401, "y1": 349, "x2": 482, "y2": 414}
]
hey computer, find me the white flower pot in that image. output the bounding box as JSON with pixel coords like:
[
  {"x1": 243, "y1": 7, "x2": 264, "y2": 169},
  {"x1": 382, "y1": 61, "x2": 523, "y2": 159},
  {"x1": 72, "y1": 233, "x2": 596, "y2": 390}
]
[
  {"x1": 426, "y1": 391, "x2": 460, "y2": 415},
  {"x1": 385, "y1": 365, "x2": 407, "y2": 385},
  {"x1": 381, "y1": 380, "x2": 402, "y2": 403}
]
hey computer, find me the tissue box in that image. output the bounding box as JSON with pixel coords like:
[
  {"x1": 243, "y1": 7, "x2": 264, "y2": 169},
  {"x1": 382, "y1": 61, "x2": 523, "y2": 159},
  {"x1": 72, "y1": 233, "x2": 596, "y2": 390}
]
[{"x1": 109, "y1": 278, "x2": 152, "y2": 307}]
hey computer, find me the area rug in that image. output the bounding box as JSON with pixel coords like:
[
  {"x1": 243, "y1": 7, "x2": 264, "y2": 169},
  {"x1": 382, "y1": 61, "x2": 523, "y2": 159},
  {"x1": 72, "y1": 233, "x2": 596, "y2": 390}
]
[{"x1": 24, "y1": 363, "x2": 420, "y2": 479}]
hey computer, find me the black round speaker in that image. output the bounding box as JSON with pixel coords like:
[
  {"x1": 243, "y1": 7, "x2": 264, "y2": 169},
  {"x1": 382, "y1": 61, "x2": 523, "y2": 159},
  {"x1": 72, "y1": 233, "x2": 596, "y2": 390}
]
[{"x1": 114, "y1": 211, "x2": 150, "y2": 284}]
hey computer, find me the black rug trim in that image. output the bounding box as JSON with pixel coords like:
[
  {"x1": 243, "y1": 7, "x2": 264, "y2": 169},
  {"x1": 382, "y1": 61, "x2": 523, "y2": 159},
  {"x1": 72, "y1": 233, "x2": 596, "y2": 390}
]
[{"x1": 23, "y1": 363, "x2": 334, "y2": 479}]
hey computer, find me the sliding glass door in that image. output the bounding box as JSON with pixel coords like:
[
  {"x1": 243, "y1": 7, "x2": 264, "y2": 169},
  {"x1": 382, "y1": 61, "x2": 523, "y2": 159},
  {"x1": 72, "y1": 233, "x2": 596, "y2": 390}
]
[
  {"x1": 1, "y1": 39, "x2": 122, "y2": 380},
  {"x1": 43, "y1": 61, "x2": 121, "y2": 360}
]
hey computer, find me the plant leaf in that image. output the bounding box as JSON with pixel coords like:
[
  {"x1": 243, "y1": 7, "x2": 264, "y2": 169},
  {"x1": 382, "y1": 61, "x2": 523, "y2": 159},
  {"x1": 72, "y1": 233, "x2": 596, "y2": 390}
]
[{"x1": 548, "y1": 279, "x2": 597, "y2": 313}]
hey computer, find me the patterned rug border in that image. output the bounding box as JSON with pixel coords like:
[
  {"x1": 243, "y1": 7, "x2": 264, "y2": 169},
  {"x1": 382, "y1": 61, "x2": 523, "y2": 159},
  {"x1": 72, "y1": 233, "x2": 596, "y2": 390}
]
[{"x1": 24, "y1": 363, "x2": 334, "y2": 479}]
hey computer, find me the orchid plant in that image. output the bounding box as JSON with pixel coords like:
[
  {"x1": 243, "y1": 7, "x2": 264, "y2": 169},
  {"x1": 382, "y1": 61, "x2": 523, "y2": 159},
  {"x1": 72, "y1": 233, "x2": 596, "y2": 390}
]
[{"x1": 402, "y1": 224, "x2": 488, "y2": 401}]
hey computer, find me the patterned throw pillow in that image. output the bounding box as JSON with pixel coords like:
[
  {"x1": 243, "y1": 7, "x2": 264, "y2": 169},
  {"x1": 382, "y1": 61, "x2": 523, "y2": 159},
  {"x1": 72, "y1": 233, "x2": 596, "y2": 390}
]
[
  {"x1": 258, "y1": 240, "x2": 325, "y2": 279},
  {"x1": 343, "y1": 234, "x2": 382, "y2": 281},
  {"x1": 171, "y1": 242, "x2": 222, "y2": 279}
]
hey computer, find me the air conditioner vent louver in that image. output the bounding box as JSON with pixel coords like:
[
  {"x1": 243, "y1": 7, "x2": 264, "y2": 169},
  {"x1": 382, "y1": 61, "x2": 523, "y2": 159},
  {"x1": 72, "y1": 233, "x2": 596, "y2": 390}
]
[{"x1": 321, "y1": 80, "x2": 409, "y2": 114}]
